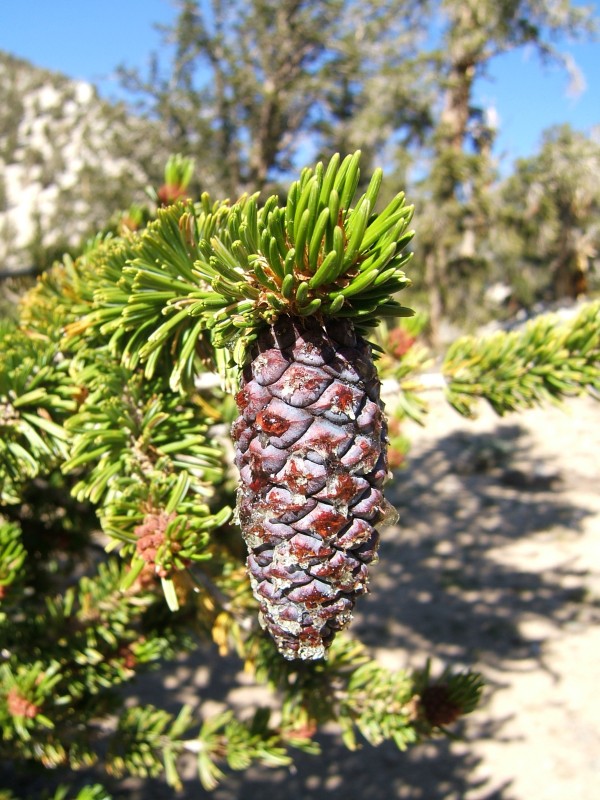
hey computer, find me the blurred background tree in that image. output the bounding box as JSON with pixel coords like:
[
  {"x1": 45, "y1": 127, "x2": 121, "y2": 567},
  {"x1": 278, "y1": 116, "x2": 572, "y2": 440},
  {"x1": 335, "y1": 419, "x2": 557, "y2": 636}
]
[
  {"x1": 412, "y1": 0, "x2": 596, "y2": 340},
  {"x1": 118, "y1": 0, "x2": 432, "y2": 197},
  {"x1": 497, "y1": 123, "x2": 600, "y2": 303}
]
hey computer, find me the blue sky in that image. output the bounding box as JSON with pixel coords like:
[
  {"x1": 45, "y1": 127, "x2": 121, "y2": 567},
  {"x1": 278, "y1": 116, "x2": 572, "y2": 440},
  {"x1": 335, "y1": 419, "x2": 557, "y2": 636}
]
[{"x1": 0, "y1": 0, "x2": 598, "y2": 173}]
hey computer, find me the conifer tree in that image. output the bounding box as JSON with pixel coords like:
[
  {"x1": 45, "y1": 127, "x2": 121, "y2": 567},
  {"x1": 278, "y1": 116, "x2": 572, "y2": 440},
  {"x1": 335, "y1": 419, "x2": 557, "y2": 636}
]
[
  {"x1": 1, "y1": 152, "x2": 598, "y2": 796},
  {"x1": 497, "y1": 125, "x2": 600, "y2": 302},
  {"x1": 416, "y1": 0, "x2": 596, "y2": 339}
]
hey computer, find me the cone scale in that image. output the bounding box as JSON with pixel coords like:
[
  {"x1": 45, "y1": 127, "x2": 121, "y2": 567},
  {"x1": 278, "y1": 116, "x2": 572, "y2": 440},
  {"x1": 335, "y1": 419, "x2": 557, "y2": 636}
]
[{"x1": 232, "y1": 314, "x2": 392, "y2": 660}]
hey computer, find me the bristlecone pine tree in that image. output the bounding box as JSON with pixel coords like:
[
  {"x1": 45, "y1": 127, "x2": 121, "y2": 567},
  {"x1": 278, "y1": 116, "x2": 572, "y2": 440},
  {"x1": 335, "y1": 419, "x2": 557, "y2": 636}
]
[{"x1": 192, "y1": 152, "x2": 414, "y2": 659}]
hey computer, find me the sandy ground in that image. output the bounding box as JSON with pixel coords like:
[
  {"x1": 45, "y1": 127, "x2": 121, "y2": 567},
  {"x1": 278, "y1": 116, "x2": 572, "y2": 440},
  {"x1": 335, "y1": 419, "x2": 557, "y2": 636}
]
[{"x1": 122, "y1": 390, "x2": 600, "y2": 799}]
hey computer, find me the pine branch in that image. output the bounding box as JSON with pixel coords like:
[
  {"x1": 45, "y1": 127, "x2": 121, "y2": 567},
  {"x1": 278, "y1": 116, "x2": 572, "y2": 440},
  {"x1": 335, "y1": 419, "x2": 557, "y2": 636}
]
[
  {"x1": 443, "y1": 301, "x2": 600, "y2": 416},
  {"x1": 1, "y1": 556, "x2": 194, "y2": 770},
  {"x1": 106, "y1": 703, "x2": 296, "y2": 792},
  {"x1": 58, "y1": 353, "x2": 232, "y2": 595},
  {"x1": 105, "y1": 635, "x2": 483, "y2": 792},
  {"x1": 0, "y1": 322, "x2": 76, "y2": 503},
  {"x1": 377, "y1": 302, "x2": 599, "y2": 424},
  {"x1": 75, "y1": 197, "x2": 233, "y2": 390},
  {"x1": 54, "y1": 153, "x2": 414, "y2": 392}
]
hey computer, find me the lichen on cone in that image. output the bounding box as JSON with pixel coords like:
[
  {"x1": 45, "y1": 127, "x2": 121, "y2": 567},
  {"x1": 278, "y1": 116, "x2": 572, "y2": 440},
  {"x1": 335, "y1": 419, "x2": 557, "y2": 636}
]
[{"x1": 233, "y1": 315, "x2": 394, "y2": 660}]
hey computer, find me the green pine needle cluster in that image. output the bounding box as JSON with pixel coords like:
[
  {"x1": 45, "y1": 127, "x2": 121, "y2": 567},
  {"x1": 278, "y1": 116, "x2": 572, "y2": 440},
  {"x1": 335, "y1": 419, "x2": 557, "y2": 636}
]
[
  {"x1": 60, "y1": 355, "x2": 230, "y2": 593},
  {"x1": 378, "y1": 302, "x2": 599, "y2": 425},
  {"x1": 191, "y1": 151, "x2": 414, "y2": 357},
  {"x1": 0, "y1": 323, "x2": 76, "y2": 503},
  {"x1": 443, "y1": 301, "x2": 600, "y2": 416},
  {"x1": 53, "y1": 151, "x2": 413, "y2": 393}
]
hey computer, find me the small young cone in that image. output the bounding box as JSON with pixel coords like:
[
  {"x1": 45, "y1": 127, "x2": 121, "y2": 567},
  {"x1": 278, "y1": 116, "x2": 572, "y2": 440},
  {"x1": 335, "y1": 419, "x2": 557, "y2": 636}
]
[{"x1": 233, "y1": 315, "x2": 392, "y2": 660}]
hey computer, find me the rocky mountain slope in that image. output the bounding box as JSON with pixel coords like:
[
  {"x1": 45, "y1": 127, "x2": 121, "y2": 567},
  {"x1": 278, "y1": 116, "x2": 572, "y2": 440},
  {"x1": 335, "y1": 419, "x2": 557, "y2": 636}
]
[{"x1": 0, "y1": 51, "x2": 167, "y2": 273}]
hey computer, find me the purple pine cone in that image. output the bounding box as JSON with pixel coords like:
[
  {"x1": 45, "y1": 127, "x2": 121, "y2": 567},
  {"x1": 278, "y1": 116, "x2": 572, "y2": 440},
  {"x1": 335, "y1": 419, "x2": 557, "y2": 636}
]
[{"x1": 233, "y1": 315, "x2": 393, "y2": 660}]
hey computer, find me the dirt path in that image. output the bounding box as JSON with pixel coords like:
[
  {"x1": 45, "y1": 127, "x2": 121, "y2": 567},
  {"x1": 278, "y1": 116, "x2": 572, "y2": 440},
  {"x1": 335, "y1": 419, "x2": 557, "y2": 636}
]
[{"x1": 127, "y1": 391, "x2": 600, "y2": 799}]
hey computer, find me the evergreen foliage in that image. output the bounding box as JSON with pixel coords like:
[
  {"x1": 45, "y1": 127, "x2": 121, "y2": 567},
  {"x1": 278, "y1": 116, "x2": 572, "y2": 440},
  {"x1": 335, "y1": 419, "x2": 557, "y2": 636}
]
[
  {"x1": 498, "y1": 125, "x2": 600, "y2": 301},
  {"x1": 378, "y1": 302, "x2": 600, "y2": 427},
  {"x1": 0, "y1": 148, "x2": 596, "y2": 793},
  {"x1": 1, "y1": 3, "x2": 598, "y2": 791},
  {"x1": 0, "y1": 153, "x2": 492, "y2": 793},
  {"x1": 443, "y1": 302, "x2": 600, "y2": 416}
]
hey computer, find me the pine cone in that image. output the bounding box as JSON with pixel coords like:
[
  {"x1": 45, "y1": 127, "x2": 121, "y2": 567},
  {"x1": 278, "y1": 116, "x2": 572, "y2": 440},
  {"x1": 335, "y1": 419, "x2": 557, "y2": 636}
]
[{"x1": 233, "y1": 315, "x2": 392, "y2": 660}]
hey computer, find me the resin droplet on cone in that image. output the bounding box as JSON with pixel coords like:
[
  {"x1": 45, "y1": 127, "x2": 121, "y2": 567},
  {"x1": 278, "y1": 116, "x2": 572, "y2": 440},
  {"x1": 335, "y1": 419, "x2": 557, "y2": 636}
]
[{"x1": 233, "y1": 315, "x2": 392, "y2": 660}]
